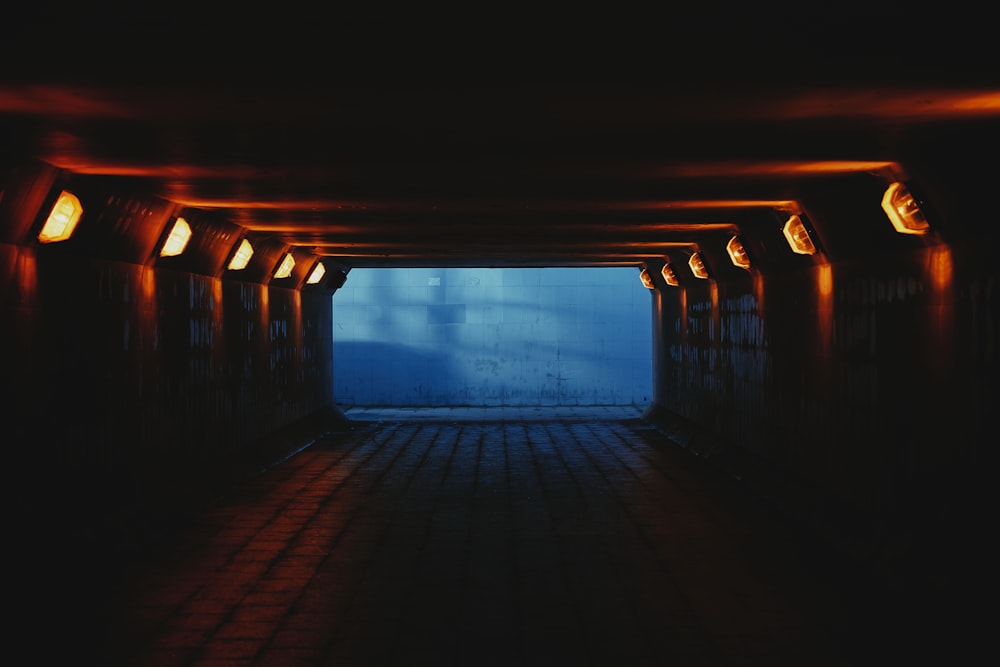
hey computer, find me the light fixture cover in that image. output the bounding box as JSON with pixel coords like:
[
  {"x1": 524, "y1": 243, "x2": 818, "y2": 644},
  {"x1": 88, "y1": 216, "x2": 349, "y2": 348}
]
[
  {"x1": 274, "y1": 252, "x2": 296, "y2": 279},
  {"x1": 639, "y1": 268, "x2": 655, "y2": 290},
  {"x1": 881, "y1": 181, "x2": 930, "y2": 235},
  {"x1": 160, "y1": 217, "x2": 192, "y2": 257},
  {"x1": 688, "y1": 252, "x2": 710, "y2": 279},
  {"x1": 782, "y1": 214, "x2": 817, "y2": 255},
  {"x1": 37, "y1": 190, "x2": 83, "y2": 243},
  {"x1": 661, "y1": 263, "x2": 680, "y2": 286},
  {"x1": 227, "y1": 238, "x2": 254, "y2": 270},
  {"x1": 306, "y1": 261, "x2": 326, "y2": 284},
  {"x1": 726, "y1": 235, "x2": 751, "y2": 270}
]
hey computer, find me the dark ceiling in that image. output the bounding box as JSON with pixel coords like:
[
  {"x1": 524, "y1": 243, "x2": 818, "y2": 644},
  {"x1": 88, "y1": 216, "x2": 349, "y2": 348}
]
[{"x1": 3, "y1": 10, "x2": 999, "y2": 269}]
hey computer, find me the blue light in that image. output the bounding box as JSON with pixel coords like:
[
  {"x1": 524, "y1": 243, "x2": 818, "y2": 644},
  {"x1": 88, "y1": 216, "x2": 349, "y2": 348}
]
[{"x1": 333, "y1": 267, "x2": 652, "y2": 407}]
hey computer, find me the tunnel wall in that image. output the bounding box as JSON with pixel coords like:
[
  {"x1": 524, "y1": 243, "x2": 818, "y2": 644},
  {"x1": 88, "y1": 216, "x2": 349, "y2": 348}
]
[
  {"x1": 1, "y1": 163, "x2": 336, "y2": 514},
  {"x1": 647, "y1": 208, "x2": 998, "y2": 592},
  {"x1": 333, "y1": 267, "x2": 652, "y2": 406}
]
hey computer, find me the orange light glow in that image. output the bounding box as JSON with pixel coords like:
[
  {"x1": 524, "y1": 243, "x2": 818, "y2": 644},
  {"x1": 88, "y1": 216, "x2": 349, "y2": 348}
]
[
  {"x1": 710, "y1": 280, "x2": 720, "y2": 335},
  {"x1": 160, "y1": 218, "x2": 192, "y2": 256},
  {"x1": 767, "y1": 89, "x2": 1000, "y2": 122},
  {"x1": 661, "y1": 263, "x2": 680, "y2": 286},
  {"x1": 37, "y1": 190, "x2": 83, "y2": 243},
  {"x1": 141, "y1": 265, "x2": 156, "y2": 303},
  {"x1": 639, "y1": 268, "x2": 655, "y2": 289},
  {"x1": 274, "y1": 253, "x2": 296, "y2": 279},
  {"x1": 647, "y1": 199, "x2": 800, "y2": 211},
  {"x1": 679, "y1": 287, "x2": 688, "y2": 335},
  {"x1": 726, "y1": 235, "x2": 751, "y2": 269},
  {"x1": 227, "y1": 238, "x2": 254, "y2": 270},
  {"x1": 782, "y1": 215, "x2": 818, "y2": 255},
  {"x1": 656, "y1": 161, "x2": 896, "y2": 179},
  {"x1": 929, "y1": 245, "x2": 953, "y2": 293},
  {"x1": 688, "y1": 252, "x2": 710, "y2": 279},
  {"x1": 817, "y1": 263, "x2": 834, "y2": 354},
  {"x1": 753, "y1": 272, "x2": 765, "y2": 316},
  {"x1": 881, "y1": 182, "x2": 930, "y2": 235},
  {"x1": 17, "y1": 249, "x2": 38, "y2": 301},
  {"x1": 926, "y1": 245, "x2": 955, "y2": 372},
  {"x1": 818, "y1": 262, "x2": 833, "y2": 298},
  {"x1": 306, "y1": 261, "x2": 326, "y2": 284}
]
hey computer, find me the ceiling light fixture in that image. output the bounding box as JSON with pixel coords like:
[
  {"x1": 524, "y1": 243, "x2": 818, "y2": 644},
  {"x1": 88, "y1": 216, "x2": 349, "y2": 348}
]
[
  {"x1": 37, "y1": 190, "x2": 83, "y2": 243},
  {"x1": 274, "y1": 252, "x2": 296, "y2": 279},
  {"x1": 881, "y1": 181, "x2": 930, "y2": 235},
  {"x1": 639, "y1": 268, "x2": 655, "y2": 290},
  {"x1": 661, "y1": 263, "x2": 680, "y2": 286},
  {"x1": 688, "y1": 252, "x2": 710, "y2": 279},
  {"x1": 306, "y1": 260, "x2": 326, "y2": 284},
  {"x1": 782, "y1": 214, "x2": 818, "y2": 255},
  {"x1": 726, "y1": 235, "x2": 751, "y2": 270},
  {"x1": 159, "y1": 217, "x2": 192, "y2": 257},
  {"x1": 227, "y1": 238, "x2": 254, "y2": 270}
]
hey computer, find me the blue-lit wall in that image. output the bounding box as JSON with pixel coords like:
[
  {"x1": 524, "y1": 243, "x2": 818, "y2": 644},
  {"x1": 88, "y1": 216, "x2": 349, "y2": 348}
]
[{"x1": 333, "y1": 267, "x2": 652, "y2": 406}]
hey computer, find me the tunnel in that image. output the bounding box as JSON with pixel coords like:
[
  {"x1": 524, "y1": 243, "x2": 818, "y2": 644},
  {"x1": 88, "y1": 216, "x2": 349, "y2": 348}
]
[{"x1": 3, "y1": 17, "x2": 1000, "y2": 664}]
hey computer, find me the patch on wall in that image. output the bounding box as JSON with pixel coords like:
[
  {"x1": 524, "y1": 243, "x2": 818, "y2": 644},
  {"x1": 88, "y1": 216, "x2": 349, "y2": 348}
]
[{"x1": 428, "y1": 303, "x2": 466, "y2": 325}]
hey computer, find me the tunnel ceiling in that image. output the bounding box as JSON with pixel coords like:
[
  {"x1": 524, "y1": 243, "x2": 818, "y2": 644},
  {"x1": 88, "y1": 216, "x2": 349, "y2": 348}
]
[{"x1": 2, "y1": 11, "x2": 999, "y2": 270}]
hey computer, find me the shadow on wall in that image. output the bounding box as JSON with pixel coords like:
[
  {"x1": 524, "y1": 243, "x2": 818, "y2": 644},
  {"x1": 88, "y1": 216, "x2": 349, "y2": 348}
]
[{"x1": 334, "y1": 341, "x2": 460, "y2": 407}]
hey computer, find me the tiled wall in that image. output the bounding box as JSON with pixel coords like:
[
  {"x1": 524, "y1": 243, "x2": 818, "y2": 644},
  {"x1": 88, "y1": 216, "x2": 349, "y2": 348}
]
[
  {"x1": 652, "y1": 240, "x2": 998, "y2": 583},
  {"x1": 1, "y1": 243, "x2": 334, "y2": 483},
  {"x1": 333, "y1": 267, "x2": 652, "y2": 406}
]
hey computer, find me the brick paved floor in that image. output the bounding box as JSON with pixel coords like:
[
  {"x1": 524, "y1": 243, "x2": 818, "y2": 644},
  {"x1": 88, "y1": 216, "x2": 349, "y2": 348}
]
[{"x1": 37, "y1": 407, "x2": 956, "y2": 665}]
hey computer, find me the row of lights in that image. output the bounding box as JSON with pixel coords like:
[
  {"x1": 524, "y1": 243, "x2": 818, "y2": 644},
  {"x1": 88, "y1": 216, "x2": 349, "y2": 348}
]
[
  {"x1": 639, "y1": 213, "x2": 818, "y2": 288},
  {"x1": 36, "y1": 180, "x2": 927, "y2": 291},
  {"x1": 36, "y1": 190, "x2": 327, "y2": 285},
  {"x1": 641, "y1": 180, "x2": 929, "y2": 289}
]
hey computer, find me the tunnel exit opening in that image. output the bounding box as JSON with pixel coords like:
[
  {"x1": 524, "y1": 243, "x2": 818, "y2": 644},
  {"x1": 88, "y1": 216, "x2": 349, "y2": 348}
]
[{"x1": 332, "y1": 267, "x2": 653, "y2": 408}]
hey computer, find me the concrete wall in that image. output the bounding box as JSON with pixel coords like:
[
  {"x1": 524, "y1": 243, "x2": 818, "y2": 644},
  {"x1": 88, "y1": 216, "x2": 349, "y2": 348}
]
[
  {"x1": 648, "y1": 238, "x2": 998, "y2": 592},
  {"x1": 1, "y1": 243, "x2": 335, "y2": 482},
  {"x1": 1, "y1": 163, "x2": 336, "y2": 516},
  {"x1": 333, "y1": 267, "x2": 652, "y2": 407}
]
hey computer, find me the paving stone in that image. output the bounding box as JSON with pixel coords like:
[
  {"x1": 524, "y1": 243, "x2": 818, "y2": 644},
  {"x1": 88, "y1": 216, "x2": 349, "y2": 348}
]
[{"x1": 75, "y1": 406, "x2": 936, "y2": 665}]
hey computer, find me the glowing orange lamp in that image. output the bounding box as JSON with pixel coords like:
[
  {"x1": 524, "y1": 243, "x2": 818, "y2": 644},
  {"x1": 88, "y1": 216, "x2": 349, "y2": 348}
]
[
  {"x1": 37, "y1": 190, "x2": 83, "y2": 243},
  {"x1": 160, "y1": 218, "x2": 192, "y2": 257},
  {"x1": 688, "y1": 252, "x2": 710, "y2": 279},
  {"x1": 881, "y1": 182, "x2": 930, "y2": 235},
  {"x1": 782, "y1": 215, "x2": 817, "y2": 255},
  {"x1": 726, "y1": 235, "x2": 751, "y2": 270},
  {"x1": 661, "y1": 263, "x2": 680, "y2": 286},
  {"x1": 639, "y1": 268, "x2": 655, "y2": 289},
  {"x1": 306, "y1": 261, "x2": 326, "y2": 284},
  {"x1": 227, "y1": 238, "x2": 254, "y2": 270},
  {"x1": 274, "y1": 253, "x2": 296, "y2": 279}
]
